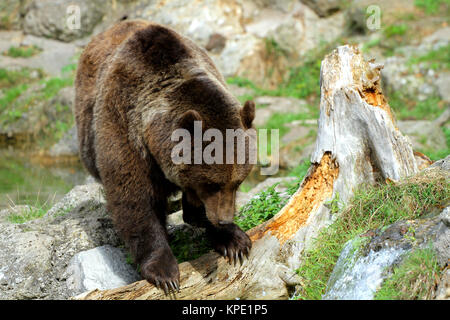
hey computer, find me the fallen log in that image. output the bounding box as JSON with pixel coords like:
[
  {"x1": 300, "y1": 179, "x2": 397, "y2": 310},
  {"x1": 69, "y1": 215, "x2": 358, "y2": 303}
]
[{"x1": 76, "y1": 45, "x2": 418, "y2": 300}]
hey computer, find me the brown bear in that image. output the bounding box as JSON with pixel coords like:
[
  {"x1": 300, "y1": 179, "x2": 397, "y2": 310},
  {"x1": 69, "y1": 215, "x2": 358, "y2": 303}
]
[{"x1": 74, "y1": 20, "x2": 255, "y2": 293}]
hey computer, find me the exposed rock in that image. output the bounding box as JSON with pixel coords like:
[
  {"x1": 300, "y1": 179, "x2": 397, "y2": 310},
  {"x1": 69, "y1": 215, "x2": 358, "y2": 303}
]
[
  {"x1": 434, "y1": 106, "x2": 450, "y2": 127},
  {"x1": 397, "y1": 120, "x2": 447, "y2": 152},
  {"x1": 428, "y1": 154, "x2": 450, "y2": 172},
  {"x1": 0, "y1": 0, "x2": 31, "y2": 30},
  {"x1": 228, "y1": 84, "x2": 256, "y2": 98},
  {"x1": 323, "y1": 236, "x2": 406, "y2": 300},
  {"x1": 433, "y1": 207, "x2": 450, "y2": 266},
  {"x1": 346, "y1": 0, "x2": 416, "y2": 35},
  {"x1": 128, "y1": 0, "x2": 344, "y2": 87},
  {"x1": 205, "y1": 33, "x2": 227, "y2": 53},
  {"x1": 422, "y1": 27, "x2": 450, "y2": 46},
  {"x1": 301, "y1": 0, "x2": 340, "y2": 17},
  {"x1": 0, "y1": 31, "x2": 78, "y2": 76},
  {"x1": 279, "y1": 143, "x2": 315, "y2": 170},
  {"x1": 0, "y1": 183, "x2": 123, "y2": 299},
  {"x1": 381, "y1": 56, "x2": 439, "y2": 101},
  {"x1": 49, "y1": 125, "x2": 79, "y2": 157},
  {"x1": 23, "y1": 0, "x2": 106, "y2": 42},
  {"x1": 436, "y1": 73, "x2": 450, "y2": 102},
  {"x1": 167, "y1": 210, "x2": 184, "y2": 227},
  {"x1": 253, "y1": 96, "x2": 309, "y2": 127},
  {"x1": 66, "y1": 245, "x2": 141, "y2": 295},
  {"x1": 324, "y1": 153, "x2": 449, "y2": 299}
]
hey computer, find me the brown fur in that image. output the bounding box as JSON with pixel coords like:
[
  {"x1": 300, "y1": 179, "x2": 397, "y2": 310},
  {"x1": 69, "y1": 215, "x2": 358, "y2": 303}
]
[{"x1": 74, "y1": 20, "x2": 255, "y2": 290}]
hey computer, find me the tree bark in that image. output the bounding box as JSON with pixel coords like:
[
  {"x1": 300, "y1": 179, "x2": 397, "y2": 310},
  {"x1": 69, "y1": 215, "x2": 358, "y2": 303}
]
[{"x1": 75, "y1": 45, "x2": 418, "y2": 300}]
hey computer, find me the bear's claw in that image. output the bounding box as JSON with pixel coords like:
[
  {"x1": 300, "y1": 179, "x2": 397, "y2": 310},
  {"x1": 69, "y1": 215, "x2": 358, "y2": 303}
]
[
  {"x1": 212, "y1": 223, "x2": 252, "y2": 265},
  {"x1": 141, "y1": 248, "x2": 180, "y2": 295}
]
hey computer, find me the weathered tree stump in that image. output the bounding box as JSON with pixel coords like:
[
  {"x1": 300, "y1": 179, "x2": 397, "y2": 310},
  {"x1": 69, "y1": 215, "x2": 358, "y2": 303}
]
[{"x1": 76, "y1": 45, "x2": 418, "y2": 300}]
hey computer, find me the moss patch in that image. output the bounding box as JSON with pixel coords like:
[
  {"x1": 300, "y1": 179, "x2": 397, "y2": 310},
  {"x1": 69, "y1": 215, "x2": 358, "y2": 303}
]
[
  {"x1": 3, "y1": 45, "x2": 42, "y2": 58},
  {"x1": 375, "y1": 245, "x2": 441, "y2": 300}
]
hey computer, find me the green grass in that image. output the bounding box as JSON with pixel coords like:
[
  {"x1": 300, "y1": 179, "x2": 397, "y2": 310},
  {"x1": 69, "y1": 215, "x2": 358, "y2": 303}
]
[
  {"x1": 288, "y1": 160, "x2": 311, "y2": 179},
  {"x1": 362, "y1": 38, "x2": 381, "y2": 53},
  {"x1": 422, "y1": 127, "x2": 450, "y2": 161},
  {"x1": 6, "y1": 206, "x2": 47, "y2": 224},
  {"x1": 0, "y1": 75, "x2": 73, "y2": 125},
  {"x1": 0, "y1": 68, "x2": 43, "y2": 89},
  {"x1": 3, "y1": 45, "x2": 41, "y2": 58},
  {"x1": 408, "y1": 44, "x2": 450, "y2": 70},
  {"x1": 388, "y1": 93, "x2": 445, "y2": 121},
  {"x1": 374, "y1": 245, "x2": 441, "y2": 300},
  {"x1": 264, "y1": 38, "x2": 288, "y2": 58},
  {"x1": 0, "y1": 83, "x2": 29, "y2": 111},
  {"x1": 263, "y1": 112, "x2": 315, "y2": 137},
  {"x1": 40, "y1": 77, "x2": 74, "y2": 100},
  {"x1": 383, "y1": 24, "x2": 408, "y2": 38},
  {"x1": 415, "y1": 0, "x2": 450, "y2": 14},
  {"x1": 293, "y1": 177, "x2": 449, "y2": 300},
  {"x1": 0, "y1": 65, "x2": 74, "y2": 145}
]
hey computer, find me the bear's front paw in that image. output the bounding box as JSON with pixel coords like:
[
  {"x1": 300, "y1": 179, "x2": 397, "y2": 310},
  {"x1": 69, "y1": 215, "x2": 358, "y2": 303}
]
[
  {"x1": 210, "y1": 223, "x2": 252, "y2": 265},
  {"x1": 140, "y1": 248, "x2": 180, "y2": 295}
]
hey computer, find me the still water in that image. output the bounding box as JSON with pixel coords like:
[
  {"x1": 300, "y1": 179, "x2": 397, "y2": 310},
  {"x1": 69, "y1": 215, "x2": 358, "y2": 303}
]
[{"x1": 0, "y1": 148, "x2": 87, "y2": 210}]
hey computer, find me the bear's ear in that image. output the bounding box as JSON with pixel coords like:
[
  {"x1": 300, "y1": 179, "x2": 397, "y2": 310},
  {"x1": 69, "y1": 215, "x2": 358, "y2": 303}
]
[
  {"x1": 240, "y1": 100, "x2": 255, "y2": 129},
  {"x1": 179, "y1": 110, "x2": 202, "y2": 134}
]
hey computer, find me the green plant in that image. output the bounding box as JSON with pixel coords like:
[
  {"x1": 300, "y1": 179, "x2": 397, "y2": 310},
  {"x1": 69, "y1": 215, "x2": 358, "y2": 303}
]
[
  {"x1": 40, "y1": 77, "x2": 74, "y2": 100},
  {"x1": 383, "y1": 24, "x2": 408, "y2": 38},
  {"x1": 408, "y1": 44, "x2": 450, "y2": 70},
  {"x1": 0, "y1": 83, "x2": 28, "y2": 111},
  {"x1": 387, "y1": 92, "x2": 445, "y2": 121},
  {"x1": 169, "y1": 229, "x2": 212, "y2": 263},
  {"x1": 375, "y1": 245, "x2": 441, "y2": 299},
  {"x1": 235, "y1": 182, "x2": 297, "y2": 231},
  {"x1": 3, "y1": 45, "x2": 41, "y2": 58},
  {"x1": 362, "y1": 38, "x2": 381, "y2": 52},
  {"x1": 293, "y1": 177, "x2": 449, "y2": 300},
  {"x1": 264, "y1": 38, "x2": 288, "y2": 58},
  {"x1": 288, "y1": 160, "x2": 310, "y2": 180},
  {"x1": 421, "y1": 127, "x2": 450, "y2": 161},
  {"x1": 415, "y1": 0, "x2": 450, "y2": 14}
]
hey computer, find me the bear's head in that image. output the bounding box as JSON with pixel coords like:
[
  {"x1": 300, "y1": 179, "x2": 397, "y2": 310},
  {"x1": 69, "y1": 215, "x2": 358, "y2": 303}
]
[{"x1": 172, "y1": 98, "x2": 256, "y2": 226}]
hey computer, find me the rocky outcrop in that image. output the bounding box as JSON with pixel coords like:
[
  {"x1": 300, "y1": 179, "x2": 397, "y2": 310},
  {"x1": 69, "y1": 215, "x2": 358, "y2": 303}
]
[
  {"x1": 0, "y1": 0, "x2": 32, "y2": 30},
  {"x1": 23, "y1": 0, "x2": 106, "y2": 42},
  {"x1": 397, "y1": 120, "x2": 447, "y2": 152},
  {"x1": 0, "y1": 31, "x2": 78, "y2": 76},
  {"x1": 301, "y1": 0, "x2": 340, "y2": 17},
  {"x1": 381, "y1": 27, "x2": 450, "y2": 102},
  {"x1": 0, "y1": 183, "x2": 124, "y2": 299},
  {"x1": 126, "y1": 0, "x2": 345, "y2": 87},
  {"x1": 253, "y1": 96, "x2": 309, "y2": 127},
  {"x1": 49, "y1": 125, "x2": 78, "y2": 157},
  {"x1": 66, "y1": 245, "x2": 141, "y2": 294},
  {"x1": 0, "y1": 182, "x2": 215, "y2": 299}
]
